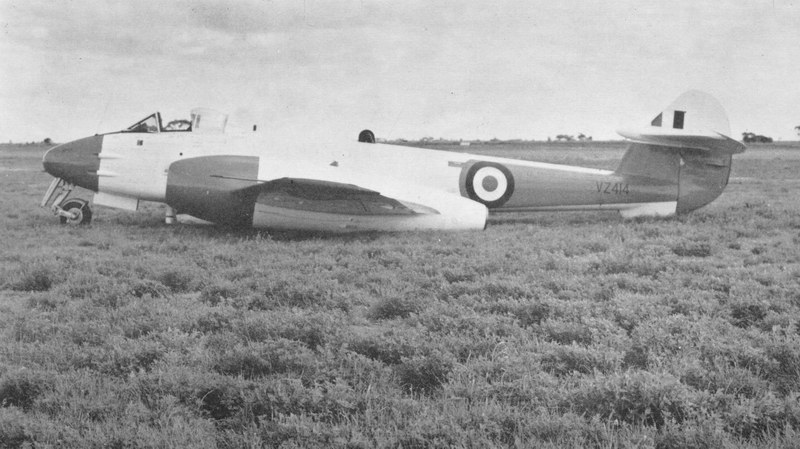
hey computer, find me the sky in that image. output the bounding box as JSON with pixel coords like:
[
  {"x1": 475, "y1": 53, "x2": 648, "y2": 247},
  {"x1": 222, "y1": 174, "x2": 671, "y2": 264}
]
[{"x1": 1, "y1": 0, "x2": 799, "y2": 143}]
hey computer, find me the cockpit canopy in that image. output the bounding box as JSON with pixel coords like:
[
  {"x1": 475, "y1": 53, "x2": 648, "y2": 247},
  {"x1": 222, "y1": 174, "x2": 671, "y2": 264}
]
[
  {"x1": 124, "y1": 113, "x2": 164, "y2": 133},
  {"x1": 122, "y1": 109, "x2": 228, "y2": 134}
]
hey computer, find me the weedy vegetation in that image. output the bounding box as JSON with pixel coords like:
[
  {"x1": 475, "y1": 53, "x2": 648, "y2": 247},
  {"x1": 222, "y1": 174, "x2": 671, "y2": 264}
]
[{"x1": 1, "y1": 141, "x2": 800, "y2": 448}]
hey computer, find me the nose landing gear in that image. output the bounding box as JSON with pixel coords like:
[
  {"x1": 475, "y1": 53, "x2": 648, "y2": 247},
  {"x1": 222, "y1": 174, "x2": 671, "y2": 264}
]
[
  {"x1": 41, "y1": 178, "x2": 93, "y2": 225},
  {"x1": 58, "y1": 199, "x2": 92, "y2": 225}
]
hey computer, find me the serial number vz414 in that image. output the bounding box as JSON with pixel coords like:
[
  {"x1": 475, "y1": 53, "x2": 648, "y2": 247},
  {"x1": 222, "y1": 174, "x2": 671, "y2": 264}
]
[{"x1": 596, "y1": 181, "x2": 630, "y2": 195}]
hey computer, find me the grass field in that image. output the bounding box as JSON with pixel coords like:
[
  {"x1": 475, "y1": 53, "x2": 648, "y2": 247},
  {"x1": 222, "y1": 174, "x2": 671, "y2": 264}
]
[{"x1": 2, "y1": 141, "x2": 800, "y2": 448}]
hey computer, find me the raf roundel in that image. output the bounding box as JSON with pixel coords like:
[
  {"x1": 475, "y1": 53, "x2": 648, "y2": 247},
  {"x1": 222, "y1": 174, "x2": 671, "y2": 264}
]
[{"x1": 464, "y1": 162, "x2": 515, "y2": 208}]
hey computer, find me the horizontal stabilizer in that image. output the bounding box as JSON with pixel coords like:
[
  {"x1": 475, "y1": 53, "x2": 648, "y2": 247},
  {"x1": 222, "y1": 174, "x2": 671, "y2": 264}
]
[
  {"x1": 617, "y1": 90, "x2": 745, "y2": 155},
  {"x1": 616, "y1": 128, "x2": 746, "y2": 155}
]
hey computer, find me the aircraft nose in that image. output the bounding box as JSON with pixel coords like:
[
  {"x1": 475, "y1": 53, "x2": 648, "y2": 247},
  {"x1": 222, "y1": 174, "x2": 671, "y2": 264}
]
[{"x1": 43, "y1": 135, "x2": 102, "y2": 191}]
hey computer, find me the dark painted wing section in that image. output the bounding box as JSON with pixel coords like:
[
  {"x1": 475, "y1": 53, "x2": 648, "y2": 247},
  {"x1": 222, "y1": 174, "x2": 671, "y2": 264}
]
[
  {"x1": 166, "y1": 156, "x2": 260, "y2": 227},
  {"x1": 252, "y1": 178, "x2": 417, "y2": 216},
  {"x1": 42, "y1": 135, "x2": 102, "y2": 191}
]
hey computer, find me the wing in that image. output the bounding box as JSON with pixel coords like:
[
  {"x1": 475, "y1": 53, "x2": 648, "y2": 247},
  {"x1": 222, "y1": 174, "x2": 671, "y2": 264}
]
[
  {"x1": 244, "y1": 178, "x2": 437, "y2": 216},
  {"x1": 165, "y1": 156, "x2": 486, "y2": 231}
]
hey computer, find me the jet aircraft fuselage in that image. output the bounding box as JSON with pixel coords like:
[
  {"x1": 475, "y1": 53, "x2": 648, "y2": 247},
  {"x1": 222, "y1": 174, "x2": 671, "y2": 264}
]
[{"x1": 41, "y1": 91, "x2": 745, "y2": 232}]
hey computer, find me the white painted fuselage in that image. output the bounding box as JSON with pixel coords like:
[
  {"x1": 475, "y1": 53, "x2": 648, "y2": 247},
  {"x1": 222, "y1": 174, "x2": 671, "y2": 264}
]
[
  {"x1": 97, "y1": 131, "x2": 659, "y2": 217},
  {"x1": 43, "y1": 90, "x2": 744, "y2": 231}
]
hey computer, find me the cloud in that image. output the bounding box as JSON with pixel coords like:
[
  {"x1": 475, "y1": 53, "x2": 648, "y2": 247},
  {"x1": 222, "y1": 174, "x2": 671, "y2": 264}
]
[{"x1": 1, "y1": 0, "x2": 799, "y2": 142}]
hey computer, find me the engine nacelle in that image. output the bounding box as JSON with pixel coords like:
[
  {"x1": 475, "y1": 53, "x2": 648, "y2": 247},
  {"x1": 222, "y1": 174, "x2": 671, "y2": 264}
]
[{"x1": 166, "y1": 156, "x2": 260, "y2": 227}]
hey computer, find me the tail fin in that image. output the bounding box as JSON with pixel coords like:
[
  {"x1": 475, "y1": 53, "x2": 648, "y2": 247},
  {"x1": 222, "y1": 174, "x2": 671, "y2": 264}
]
[{"x1": 615, "y1": 90, "x2": 746, "y2": 214}]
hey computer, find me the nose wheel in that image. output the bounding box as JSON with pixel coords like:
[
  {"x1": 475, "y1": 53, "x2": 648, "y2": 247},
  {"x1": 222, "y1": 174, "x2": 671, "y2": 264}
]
[
  {"x1": 59, "y1": 199, "x2": 92, "y2": 225},
  {"x1": 41, "y1": 178, "x2": 93, "y2": 226}
]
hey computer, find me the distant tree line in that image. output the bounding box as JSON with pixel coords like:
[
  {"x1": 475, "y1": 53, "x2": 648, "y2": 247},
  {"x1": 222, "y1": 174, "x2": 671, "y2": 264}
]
[
  {"x1": 1, "y1": 138, "x2": 56, "y2": 146},
  {"x1": 550, "y1": 133, "x2": 592, "y2": 142}
]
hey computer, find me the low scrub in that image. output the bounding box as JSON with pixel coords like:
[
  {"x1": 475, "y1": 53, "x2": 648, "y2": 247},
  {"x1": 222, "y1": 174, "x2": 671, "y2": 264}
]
[
  {"x1": 211, "y1": 339, "x2": 316, "y2": 379},
  {"x1": 395, "y1": 353, "x2": 454, "y2": 395},
  {"x1": 3, "y1": 142, "x2": 800, "y2": 445},
  {"x1": 8, "y1": 264, "x2": 57, "y2": 292},
  {"x1": 568, "y1": 371, "x2": 694, "y2": 429},
  {"x1": 540, "y1": 343, "x2": 620, "y2": 376},
  {"x1": 0, "y1": 370, "x2": 51, "y2": 410}
]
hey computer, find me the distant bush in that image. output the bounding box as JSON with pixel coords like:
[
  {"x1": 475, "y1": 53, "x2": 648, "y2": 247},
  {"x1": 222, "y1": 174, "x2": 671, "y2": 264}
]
[
  {"x1": 623, "y1": 344, "x2": 649, "y2": 369},
  {"x1": 8, "y1": 315, "x2": 59, "y2": 344},
  {"x1": 536, "y1": 319, "x2": 594, "y2": 345},
  {"x1": 192, "y1": 309, "x2": 234, "y2": 334},
  {"x1": 212, "y1": 340, "x2": 315, "y2": 379},
  {"x1": 396, "y1": 353, "x2": 454, "y2": 395},
  {"x1": 64, "y1": 273, "x2": 108, "y2": 299},
  {"x1": 213, "y1": 351, "x2": 273, "y2": 379},
  {"x1": 9, "y1": 265, "x2": 55, "y2": 292},
  {"x1": 272, "y1": 315, "x2": 332, "y2": 351},
  {"x1": 541, "y1": 344, "x2": 620, "y2": 376},
  {"x1": 117, "y1": 301, "x2": 172, "y2": 339},
  {"x1": 196, "y1": 380, "x2": 245, "y2": 421},
  {"x1": 70, "y1": 338, "x2": 166, "y2": 377},
  {"x1": 234, "y1": 311, "x2": 341, "y2": 351},
  {"x1": 441, "y1": 269, "x2": 476, "y2": 283},
  {"x1": 0, "y1": 407, "x2": 28, "y2": 448},
  {"x1": 624, "y1": 315, "x2": 700, "y2": 370},
  {"x1": 569, "y1": 371, "x2": 694, "y2": 428},
  {"x1": 62, "y1": 273, "x2": 134, "y2": 308},
  {"x1": 348, "y1": 332, "x2": 417, "y2": 365},
  {"x1": 764, "y1": 337, "x2": 800, "y2": 395},
  {"x1": 368, "y1": 296, "x2": 423, "y2": 320},
  {"x1": 742, "y1": 132, "x2": 773, "y2": 143},
  {"x1": 25, "y1": 293, "x2": 63, "y2": 311},
  {"x1": 127, "y1": 279, "x2": 170, "y2": 299},
  {"x1": 0, "y1": 371, "x2": 51, "y2": 410},
  {"x1": 722, "y1": 391, "x2": 800, "y2": 440},
  {"x1": 592, "y1": 254, "x2": 668, "y2": 278},
  {"x1": 157, "y1": 269, "x2": 197, "y2": 293},
  {"x1": 729, "y1": 299, "x2": 768, "y2": 328},
  {"x1": 260, "y1": 279, "x2": 339, "y2": 309},
  {"x1": 199, "y1": 281, "x2": 240, "y2": 306},
  {"x1": 682, "y1": 365, "x2": 768, "y2": 399},
  {"x1": 655, "y1": 417, "x2": 727, "y2": 449}
]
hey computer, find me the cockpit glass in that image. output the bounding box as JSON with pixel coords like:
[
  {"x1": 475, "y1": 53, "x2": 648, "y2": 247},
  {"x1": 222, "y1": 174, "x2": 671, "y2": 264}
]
[
  {"x1": 163, "y1": 119, "x2": 192, "y2": 131},
  {"x1": 124, "y1": 113, "x2": 161, "y2": 133}
]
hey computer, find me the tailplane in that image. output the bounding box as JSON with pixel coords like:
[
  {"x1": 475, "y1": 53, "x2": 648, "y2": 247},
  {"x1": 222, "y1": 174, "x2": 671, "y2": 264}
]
[{"x1": 614, "y1": 90, "x2": 746, "y2": 214}]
